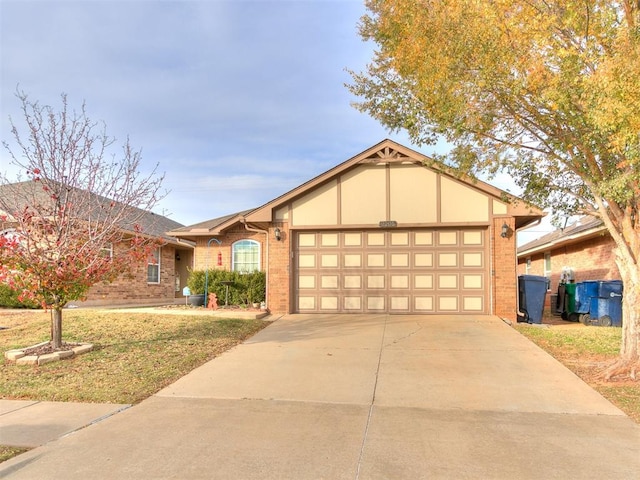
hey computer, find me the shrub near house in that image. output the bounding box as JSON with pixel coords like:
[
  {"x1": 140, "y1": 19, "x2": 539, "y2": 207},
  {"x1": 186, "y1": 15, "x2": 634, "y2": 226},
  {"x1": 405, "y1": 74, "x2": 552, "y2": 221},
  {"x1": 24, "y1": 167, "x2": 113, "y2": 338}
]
[
  {"x1": 187, "y1": 270, "x2": 266, "y2": 306},
  {"x1": 0, "y1": 285, "x2": 39, "y2": 309}
]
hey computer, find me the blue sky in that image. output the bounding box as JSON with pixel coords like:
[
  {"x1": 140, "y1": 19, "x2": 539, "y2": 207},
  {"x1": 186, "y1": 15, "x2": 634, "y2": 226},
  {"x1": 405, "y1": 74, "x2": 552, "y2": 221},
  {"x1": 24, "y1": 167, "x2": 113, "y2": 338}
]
[{"x1": 0, "y1": 0, "x2": 551, "y2": 241}]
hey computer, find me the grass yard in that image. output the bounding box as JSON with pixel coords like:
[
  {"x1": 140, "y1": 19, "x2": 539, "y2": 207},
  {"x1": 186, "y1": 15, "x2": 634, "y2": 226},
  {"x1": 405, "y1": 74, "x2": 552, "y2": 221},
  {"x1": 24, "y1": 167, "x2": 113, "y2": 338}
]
[
  {"x1": 0, "y1": 309, "x2": 269, "y2": 404},
  {"x1": 514, "y1": 322, "x2": 640, "y2": 424}
]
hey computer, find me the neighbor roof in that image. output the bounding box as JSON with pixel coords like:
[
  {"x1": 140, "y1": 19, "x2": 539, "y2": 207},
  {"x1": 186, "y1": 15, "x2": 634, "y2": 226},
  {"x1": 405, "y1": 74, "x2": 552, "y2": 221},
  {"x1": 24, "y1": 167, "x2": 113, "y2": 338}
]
[
  {"x1": 517, "y1": 216, "x2": 606, "y2": 257},
  {"x1": 0, "y1": 180, "x2": 185, "y2": 245}
]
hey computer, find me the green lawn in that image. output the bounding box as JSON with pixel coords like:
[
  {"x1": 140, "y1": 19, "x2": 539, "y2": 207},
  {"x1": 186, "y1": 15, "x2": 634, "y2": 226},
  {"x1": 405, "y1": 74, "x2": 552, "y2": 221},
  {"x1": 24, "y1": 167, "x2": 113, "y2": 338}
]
[{"x1": 0, "y1": 309, "x2": 269, "y2": 404}]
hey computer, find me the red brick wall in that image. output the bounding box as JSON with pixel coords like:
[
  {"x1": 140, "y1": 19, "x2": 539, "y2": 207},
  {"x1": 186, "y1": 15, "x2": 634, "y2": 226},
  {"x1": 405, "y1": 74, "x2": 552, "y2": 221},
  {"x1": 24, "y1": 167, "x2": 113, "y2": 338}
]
[
  {"x1": 493, "y1": 217, "x2": 517, "y2": 320},
  {"x1": 193, "y1": 227, "x2": 265, "y2": 272},
  {"x1": 267, "y1": 222, "x2": 290, "y2": 313},
  {"x1": 517, "y1": 232, "x2": 619, "y2": 293},
  {"x1": 82, "y1": 243, "x2": 177, "y2": 306},
  {"x1": 189, "y1": 226, "x2": 295, "y2": 312},
  {"x1": 517, "y1": 232, "x2": 619, "y2": 311}
]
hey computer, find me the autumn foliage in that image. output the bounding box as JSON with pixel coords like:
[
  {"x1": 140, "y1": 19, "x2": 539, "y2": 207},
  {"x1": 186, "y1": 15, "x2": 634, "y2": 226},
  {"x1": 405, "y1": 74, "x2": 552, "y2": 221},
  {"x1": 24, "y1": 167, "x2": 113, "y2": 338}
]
[
  {"x1": 349, "y1": 1, "x2": 640, "y2": 379},
  {"x1": 0, "y1": 91, "x2": 165, "y2": 348}
]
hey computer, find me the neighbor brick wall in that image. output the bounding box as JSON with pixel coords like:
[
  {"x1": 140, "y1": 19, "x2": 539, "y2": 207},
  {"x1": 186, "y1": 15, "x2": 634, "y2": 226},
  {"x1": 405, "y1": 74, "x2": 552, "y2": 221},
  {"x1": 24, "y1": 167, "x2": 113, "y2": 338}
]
[
  {"x1": 517, "y1": 232, "x2": 619, "y2": 309},
  {"x1": 493, "y1": 217, "x2": 517, "y2": 320},
  {"x1": 83, "y1": 243, "x2": 177, "y2": 306},
  {"x1": 517, "y1": 233, "x2": 619, "y2": 291}
]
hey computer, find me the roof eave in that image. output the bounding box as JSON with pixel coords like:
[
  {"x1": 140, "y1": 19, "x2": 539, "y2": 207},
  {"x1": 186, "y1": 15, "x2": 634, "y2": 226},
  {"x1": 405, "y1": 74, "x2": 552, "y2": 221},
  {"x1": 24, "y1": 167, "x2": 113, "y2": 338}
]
[
  {"x1": 517, "y1": 225, "x2": 608, "y2": 257},
  {"x1": 167, "y1": 215, "x2": 247, "y2": 239}
]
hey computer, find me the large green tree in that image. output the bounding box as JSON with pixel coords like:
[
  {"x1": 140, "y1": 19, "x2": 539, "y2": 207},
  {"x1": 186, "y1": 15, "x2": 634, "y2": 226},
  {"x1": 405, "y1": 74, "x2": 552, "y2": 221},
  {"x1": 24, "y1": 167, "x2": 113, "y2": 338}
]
[{"x1": 349, "y1": 0, "x2": 640, "y2": 379}]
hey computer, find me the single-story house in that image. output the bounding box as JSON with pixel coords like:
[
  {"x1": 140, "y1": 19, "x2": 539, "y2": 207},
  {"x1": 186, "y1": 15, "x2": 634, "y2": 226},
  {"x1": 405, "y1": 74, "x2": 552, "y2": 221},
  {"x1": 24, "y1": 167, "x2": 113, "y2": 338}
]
[
  {"x1": 168, "y1": 139, "x2": 544, "y2": 318},
  {"x1": 0, "y1": 180, "x2": 194, "y2": 307},
  {"x1": 73, "y1": 213, "x2": 195, "y2": 307},
  {"x1": 517, "y1": 216, "x2": 620, "y2": 305}
]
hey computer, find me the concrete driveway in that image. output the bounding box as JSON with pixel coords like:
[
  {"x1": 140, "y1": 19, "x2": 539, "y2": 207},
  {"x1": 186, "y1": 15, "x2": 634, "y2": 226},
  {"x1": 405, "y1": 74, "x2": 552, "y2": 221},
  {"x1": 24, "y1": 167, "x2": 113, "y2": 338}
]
[{"x1": 1, "y1": 314, "x2": 638, "y2": 479}]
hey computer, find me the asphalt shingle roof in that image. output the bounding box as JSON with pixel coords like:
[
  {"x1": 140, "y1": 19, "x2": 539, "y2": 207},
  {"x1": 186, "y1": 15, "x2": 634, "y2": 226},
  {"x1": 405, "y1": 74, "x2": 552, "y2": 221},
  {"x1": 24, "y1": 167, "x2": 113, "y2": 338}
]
[
  {"x1": 0, "y1": 180, "x2": 184, "y2": 243},
  {"x1": 517, "y1": 215, "x2": 604, "y2": 254}
]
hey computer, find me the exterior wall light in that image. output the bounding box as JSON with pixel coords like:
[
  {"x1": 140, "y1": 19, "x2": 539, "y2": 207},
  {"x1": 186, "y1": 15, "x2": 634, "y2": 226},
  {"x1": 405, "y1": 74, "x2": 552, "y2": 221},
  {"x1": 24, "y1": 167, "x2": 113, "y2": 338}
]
[
  {"x1": 501, "y1": 222, "x2": 509, "y2": 238},
  {"x1": 274, "y1": 227, "x2": 282, "y2": 241}
]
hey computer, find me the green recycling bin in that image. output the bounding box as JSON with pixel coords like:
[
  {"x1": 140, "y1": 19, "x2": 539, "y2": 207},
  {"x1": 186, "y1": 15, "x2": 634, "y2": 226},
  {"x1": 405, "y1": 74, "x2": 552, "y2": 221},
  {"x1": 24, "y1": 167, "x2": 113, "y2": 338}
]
[{"x1": 562, "y1": 282, "x2": 578, "y2": 321}]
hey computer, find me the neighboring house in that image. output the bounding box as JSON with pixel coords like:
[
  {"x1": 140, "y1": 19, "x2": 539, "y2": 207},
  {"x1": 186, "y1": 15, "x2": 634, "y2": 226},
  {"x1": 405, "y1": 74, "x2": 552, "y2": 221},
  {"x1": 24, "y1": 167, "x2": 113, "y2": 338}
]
[
  {"x1": 168, "y1": 139, "x2": 543, "y2": 318},
  {"x1": 0, "y1": 180, "x2": 194, "y2": 307},
  {"x1": 517, "y1": 216, "x2": 620, "y2": 301}
]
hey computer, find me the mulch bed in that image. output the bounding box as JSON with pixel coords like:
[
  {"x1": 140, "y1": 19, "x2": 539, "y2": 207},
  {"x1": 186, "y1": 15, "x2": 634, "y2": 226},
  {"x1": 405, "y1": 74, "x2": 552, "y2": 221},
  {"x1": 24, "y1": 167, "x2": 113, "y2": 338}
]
[{"x1": 22, "y1": 342, "x2": 82, "y2": 356}]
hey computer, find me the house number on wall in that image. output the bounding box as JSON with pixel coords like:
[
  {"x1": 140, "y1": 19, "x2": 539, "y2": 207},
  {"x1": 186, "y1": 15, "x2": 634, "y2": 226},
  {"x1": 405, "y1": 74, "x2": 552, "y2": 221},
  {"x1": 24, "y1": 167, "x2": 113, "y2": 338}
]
[{"x1": 379, "y1": 220, "x2": 398, "y2": 228}]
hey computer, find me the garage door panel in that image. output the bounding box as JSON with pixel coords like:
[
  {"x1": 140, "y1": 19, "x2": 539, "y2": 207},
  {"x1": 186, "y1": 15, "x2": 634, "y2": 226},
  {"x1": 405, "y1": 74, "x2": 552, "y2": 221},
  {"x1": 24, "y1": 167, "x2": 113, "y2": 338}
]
[
  {"x1": 295, "y1": 229, "x2": 488, "y2": 314},
  {"x1": 463, "y1": 296, "x2": 484, "y2": 312},
  {"x1": 321, "y1": 275, "x2": 339, "y2": 289},
  {"x1": 415, "y1": 296, "x2": 435, "y2": 311},
  {"x1": 368, "y1": 296, "x2": 385, "y2": 310},
  {"x1": 391, "y1": 232, "x2": 409, "y2": 245},
  {"x1": 320, "y1": 297, "x2": 339, "y2": 310},
  {"x1": 344, "y1": 275, "x2": 361, "y2": 289},
  {"x1": 438, "y1": 252, "x2": 458, "y2": 267},
  {"x1": 367, "y1": 275, "x2": 385, "y2": 289},
  {"x1": 344, "y1": 296, "x2": 362, "y2": 310}
]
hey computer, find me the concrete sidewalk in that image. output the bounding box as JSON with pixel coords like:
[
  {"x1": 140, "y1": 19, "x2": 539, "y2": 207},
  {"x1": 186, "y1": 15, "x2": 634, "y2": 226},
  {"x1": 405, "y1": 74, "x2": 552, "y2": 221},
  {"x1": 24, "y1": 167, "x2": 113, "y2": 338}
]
[
  {"x1": 0, "y1": 401, "x2": 130, "y2": 448},
  {"x1": 1, "y1": 315, "x2": 639, "y2": 479}
]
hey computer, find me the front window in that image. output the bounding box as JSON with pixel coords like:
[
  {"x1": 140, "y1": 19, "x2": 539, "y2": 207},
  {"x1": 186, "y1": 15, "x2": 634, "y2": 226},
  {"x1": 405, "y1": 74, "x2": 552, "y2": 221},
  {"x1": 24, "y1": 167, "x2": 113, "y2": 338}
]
[
  {"x1": 232, "y1": 239, "x2": 260, "y2": 273},
  {"x1": 0, "y1": 229, "x2": 24, "y2": 249},
  {"x1": 147, "y1": 247, "x2": 160, "y2": 284},
  {"x1": 100, "y1": 243, "x2": 113, "y2": 258}
]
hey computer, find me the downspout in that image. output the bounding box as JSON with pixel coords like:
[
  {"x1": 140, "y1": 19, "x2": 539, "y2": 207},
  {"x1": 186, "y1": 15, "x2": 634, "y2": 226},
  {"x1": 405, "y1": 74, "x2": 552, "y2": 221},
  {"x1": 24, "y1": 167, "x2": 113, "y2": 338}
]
[{"x1": 241, "y1": 218, "x2": 269, "y2": 309}]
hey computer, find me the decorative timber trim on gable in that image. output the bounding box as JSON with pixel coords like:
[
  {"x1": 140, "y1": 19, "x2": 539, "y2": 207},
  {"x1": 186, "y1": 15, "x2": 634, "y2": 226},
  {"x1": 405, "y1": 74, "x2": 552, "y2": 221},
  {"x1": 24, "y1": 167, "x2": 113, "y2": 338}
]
[
  {"x1": 358, "y1": 145, "x2": 415, "y2": 164},
  {"x1": 244, "y1": 139, "x2": 544, "y2": 227}
]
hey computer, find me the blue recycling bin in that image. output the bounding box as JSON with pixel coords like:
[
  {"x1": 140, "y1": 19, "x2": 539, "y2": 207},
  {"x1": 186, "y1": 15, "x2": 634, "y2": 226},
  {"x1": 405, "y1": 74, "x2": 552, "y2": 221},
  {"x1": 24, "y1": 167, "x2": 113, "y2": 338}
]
[
  {"x1": 587, "y1": 280, "x2": 624, "y2": 326},
  {"x1": 598, "y1": 280, "x2": 623, "y2": 298},
  {"x1": 518, "y1": 275, "x2": 548, "y2": 324},
  {"x1": 589, "y1": 296, "x2": 623, "y2": 327},
  {"x1": 574, "y1": 281, "x2": 599, "y2": 314}
]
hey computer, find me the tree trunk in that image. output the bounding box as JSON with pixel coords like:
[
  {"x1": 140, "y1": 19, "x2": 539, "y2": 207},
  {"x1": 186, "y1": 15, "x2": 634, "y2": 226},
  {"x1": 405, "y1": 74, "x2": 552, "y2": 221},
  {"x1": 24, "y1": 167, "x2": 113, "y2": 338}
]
[
  {"x1": 604, "y1": 255, "x2": 640, "y2": 380},
  {"x1": 51, "y1": 307, "x2": 63, "y2": 349}
]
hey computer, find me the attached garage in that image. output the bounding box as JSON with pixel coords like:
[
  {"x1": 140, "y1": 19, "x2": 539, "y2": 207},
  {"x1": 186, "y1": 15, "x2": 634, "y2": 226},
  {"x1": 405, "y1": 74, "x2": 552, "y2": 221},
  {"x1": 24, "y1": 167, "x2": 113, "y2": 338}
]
[
  {"x1": 171, "y1": 139, "x2": 544, "y2": 320},
  {"x1": 295, "y1": 228, "x2": 488, "y2": 314}
]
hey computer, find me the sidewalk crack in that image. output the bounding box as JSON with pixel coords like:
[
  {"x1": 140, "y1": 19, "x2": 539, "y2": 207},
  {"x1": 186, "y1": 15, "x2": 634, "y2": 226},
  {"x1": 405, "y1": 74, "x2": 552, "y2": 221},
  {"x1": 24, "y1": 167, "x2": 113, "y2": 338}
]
[{"x1": 355, "y1": 314, "x2": 387, "y2": 480}]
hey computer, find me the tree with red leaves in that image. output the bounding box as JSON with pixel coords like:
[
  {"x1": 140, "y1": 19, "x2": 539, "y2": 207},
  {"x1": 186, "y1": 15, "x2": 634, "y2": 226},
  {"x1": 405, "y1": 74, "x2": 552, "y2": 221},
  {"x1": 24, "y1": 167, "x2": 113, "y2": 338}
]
[{"x1": 0, "y1": 91, "x2": 166, "y2": 348}]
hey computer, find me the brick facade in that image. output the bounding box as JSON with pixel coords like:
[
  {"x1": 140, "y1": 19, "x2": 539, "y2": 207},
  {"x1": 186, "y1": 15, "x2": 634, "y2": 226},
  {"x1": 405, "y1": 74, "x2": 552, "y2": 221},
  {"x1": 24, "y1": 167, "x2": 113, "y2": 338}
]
[
  {"x1": 517, "y1": 232, "x2": 619, "y2": 310},
  {"x1": 192, "y1": 226, "x2": 266, "y2": 272},
  {"x1": 78, "y1": 243, "x2": 179, "y2": 307},
  {"x1": 267, "y1": 222, "x2": 290, "y2": 313},
  {"x1": 493, "y1": 217, "x2": 517, "y2": 319}
]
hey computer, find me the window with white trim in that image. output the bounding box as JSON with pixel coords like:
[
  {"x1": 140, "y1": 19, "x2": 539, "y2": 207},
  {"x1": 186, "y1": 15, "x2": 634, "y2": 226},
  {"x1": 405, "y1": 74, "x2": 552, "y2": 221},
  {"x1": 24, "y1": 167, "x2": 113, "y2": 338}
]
[
  {"x1": 232, "y1": 239, "x2": 260, "y2": 273},
  {"x1": 100, "y1": 243, "x2": 113, "y2": 258},
  {"x1": 0, "y1": 228, "x2": 23, "y2": 248},
  {"x1": 147, "y1": 247, "x2": 160, "y2": 284}
]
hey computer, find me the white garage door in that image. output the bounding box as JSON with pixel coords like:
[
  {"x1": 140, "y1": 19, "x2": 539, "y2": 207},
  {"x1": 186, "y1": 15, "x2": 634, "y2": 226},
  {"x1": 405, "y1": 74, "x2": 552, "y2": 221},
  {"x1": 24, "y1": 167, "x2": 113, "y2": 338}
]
[{"x1": 294, "y1": 229, "x2": 488, "y2": 314}]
